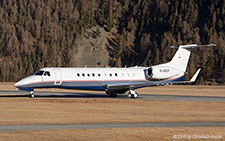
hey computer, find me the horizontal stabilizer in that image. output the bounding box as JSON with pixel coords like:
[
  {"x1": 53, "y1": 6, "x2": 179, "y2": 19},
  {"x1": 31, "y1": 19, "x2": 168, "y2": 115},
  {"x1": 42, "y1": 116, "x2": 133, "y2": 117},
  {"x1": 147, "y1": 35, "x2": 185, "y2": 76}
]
[{"x1": 171, "y1": 44, "x2": 216, "y2": 48}]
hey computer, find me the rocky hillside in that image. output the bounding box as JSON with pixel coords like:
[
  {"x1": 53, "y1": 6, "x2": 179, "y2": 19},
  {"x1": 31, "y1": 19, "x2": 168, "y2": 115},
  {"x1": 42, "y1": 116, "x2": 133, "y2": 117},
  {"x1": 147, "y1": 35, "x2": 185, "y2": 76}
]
[{"x1": 0, "y1": 0, "x2": 225, "y2": 84}]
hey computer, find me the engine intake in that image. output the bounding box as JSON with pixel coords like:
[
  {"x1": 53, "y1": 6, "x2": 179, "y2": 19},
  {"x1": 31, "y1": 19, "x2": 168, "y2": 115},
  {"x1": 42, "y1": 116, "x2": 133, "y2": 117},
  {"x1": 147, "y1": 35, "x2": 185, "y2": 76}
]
[
  {"x1": 145, "y1": 67, "x2": 153, "y2": 79},
  {"x1": 145, "y1": 66, "x2": 183, "y2": 80}
]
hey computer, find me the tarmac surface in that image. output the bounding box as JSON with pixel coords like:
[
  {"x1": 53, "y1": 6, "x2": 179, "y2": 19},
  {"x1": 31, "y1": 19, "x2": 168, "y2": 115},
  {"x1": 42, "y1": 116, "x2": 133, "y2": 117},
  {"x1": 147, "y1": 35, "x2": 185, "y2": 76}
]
[
  {"x1": 1, "y1": 90, "x2": 225, "y2": 102},
  {"x1": 1, "y1": 122, "x2": 225, "y2": 132},
  {"x1": 1, "y1": 90, "x2": 225, "y2": 132}
]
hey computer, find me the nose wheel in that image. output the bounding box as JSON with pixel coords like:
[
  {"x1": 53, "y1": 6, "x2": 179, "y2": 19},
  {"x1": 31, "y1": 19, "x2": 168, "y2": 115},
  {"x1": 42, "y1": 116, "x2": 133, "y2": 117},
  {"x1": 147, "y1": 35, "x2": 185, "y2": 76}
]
[{"x1": 29, "y1": 91, "x2": 35, "y2": 98}]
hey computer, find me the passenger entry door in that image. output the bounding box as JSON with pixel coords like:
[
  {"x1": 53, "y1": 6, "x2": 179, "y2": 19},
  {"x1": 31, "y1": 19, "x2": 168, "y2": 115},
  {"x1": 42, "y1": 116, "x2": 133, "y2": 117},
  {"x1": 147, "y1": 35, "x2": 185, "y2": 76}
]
[{"x1": 53, "y1": 69, "x2": 62, "y2": 85}]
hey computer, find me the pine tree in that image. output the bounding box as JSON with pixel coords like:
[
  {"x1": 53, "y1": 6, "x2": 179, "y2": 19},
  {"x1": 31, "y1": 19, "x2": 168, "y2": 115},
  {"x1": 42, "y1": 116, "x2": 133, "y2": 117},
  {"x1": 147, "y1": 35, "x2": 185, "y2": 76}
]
[{"x1": 222, "y1": 70, "x2": 225, "y2": 84}]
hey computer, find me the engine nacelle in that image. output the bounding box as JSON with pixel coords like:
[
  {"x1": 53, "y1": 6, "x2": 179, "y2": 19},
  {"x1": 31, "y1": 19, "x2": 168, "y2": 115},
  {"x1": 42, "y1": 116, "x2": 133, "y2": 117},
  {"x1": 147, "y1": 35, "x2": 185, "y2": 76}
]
[
  {"x1": 146, "y1": 67, "x2": 153, "y2": 78},
  {"x1": 145, "y1": 66, "x2": 183, "y2": 80}
]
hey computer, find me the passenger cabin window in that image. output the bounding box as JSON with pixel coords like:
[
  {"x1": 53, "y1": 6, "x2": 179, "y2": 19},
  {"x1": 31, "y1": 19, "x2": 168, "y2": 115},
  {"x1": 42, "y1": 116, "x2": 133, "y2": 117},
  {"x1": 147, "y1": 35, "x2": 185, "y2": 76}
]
[
  {"x1": 98, "y1": 74, "x2": 101, "y2": 77},
  {"x1": 34, "y1": 71, "x2": 44, "y2": 76},
  {"x1": 92, "y1": 73, "x2": 95, "y2": 77},
  {"x1": 115, "y1": 73, "x2": 118, "y2": 76},
  {"x1": 77, "y1": 73, "x2": 80, "y2": 77},
  {"x1": 44, "y1": 71, "x2": 51, "y2": 76}
]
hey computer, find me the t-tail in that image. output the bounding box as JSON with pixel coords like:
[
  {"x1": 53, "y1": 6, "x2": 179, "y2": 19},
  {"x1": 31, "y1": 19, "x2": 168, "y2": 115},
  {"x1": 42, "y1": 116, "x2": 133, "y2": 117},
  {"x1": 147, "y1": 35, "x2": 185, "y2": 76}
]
[
  {"x1": 146, "y1": 44, "x2": 216, "y2": 81},
  {"x1": 159, "y1": 44, "x2": 216, "y2": 72}
]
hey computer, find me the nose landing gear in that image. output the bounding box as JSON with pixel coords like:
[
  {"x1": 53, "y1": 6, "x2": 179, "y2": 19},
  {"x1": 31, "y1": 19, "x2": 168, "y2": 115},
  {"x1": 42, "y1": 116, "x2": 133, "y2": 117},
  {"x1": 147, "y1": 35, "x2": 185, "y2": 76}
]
[{"x1": 29, "y1": 91, "x2": 35, "y2": 98}]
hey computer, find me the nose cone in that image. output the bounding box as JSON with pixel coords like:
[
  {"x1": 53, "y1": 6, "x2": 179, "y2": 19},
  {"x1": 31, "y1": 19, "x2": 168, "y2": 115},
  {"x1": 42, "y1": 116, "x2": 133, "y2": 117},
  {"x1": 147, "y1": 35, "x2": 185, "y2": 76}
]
[
  {"x1": 14, "y1": 78, "x2": 35, "y2": 91},
  {"x1": 14, "y1": 76, "x2": 34, "y2": 88},
  {"x1": 14, "y1": 80, "x2": 24, "y2": 87}
]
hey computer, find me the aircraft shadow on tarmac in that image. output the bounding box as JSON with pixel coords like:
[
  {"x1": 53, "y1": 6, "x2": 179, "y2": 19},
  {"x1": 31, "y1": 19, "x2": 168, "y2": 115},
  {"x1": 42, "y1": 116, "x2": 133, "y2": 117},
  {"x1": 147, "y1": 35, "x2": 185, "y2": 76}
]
[
  {"x1": 0, "y1": 91, "x2": 128, "y2": 99},
  {"x1": 1, "y1": 90, "x2": 225, "y2": 102},
  {"x1": 34, "y1": 93, "x2": 116, "y2": 98}
]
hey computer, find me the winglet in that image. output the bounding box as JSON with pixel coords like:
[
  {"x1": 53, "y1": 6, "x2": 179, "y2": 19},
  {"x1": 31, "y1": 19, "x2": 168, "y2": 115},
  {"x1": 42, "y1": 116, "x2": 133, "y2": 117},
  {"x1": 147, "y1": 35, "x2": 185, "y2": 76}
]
[{"x1": 189, "y1": 68, "x2": 201, "y2": 82}]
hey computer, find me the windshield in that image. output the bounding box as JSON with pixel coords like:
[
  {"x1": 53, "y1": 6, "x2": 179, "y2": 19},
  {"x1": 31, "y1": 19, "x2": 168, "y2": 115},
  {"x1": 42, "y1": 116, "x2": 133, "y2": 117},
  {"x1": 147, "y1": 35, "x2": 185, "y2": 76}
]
[
  {"x1": 33, "y1": 71, "x2": 44, "y2": 75},
  {"x1": 44, "y1": 71, "x2": 51, "y2": 76}
]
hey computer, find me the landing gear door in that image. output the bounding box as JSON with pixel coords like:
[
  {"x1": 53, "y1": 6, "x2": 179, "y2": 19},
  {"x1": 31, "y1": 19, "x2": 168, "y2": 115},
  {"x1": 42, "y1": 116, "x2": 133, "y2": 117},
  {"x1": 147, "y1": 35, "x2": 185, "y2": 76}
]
[{"x1": 53, "y1": 69, "x2": 62, "y2": 85}]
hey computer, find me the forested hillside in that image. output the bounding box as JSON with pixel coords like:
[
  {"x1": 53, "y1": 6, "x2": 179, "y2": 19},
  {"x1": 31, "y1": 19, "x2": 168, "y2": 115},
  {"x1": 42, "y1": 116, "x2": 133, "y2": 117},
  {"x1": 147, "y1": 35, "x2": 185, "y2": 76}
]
[{"x1": 0, "y1": 0, "x2": 225, "y2": 84}]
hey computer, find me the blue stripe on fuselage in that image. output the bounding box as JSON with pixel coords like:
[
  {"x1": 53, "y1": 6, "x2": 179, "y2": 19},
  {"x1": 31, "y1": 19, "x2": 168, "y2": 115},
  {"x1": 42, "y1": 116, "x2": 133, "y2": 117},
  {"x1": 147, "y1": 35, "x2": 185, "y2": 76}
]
[
  {"x1": 171, "y1": 75, "x2": 185, "y2": 82},
  {"x1": 18, "y1": 80, "x2": 148, "y2": 91},
  {"x1": 16, "y1": 75, "x2": 185, "y2": 92}
]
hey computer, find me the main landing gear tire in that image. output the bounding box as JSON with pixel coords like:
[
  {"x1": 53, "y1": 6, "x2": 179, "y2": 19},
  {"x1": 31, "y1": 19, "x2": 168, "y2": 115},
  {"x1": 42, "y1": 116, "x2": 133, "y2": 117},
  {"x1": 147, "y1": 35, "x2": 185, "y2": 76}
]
[
  {"x1": 29, "y1": 91, "x2": 35, "y2": 98},
  {"x1": 128, "y1": 93, "x2": 139, "y2": 98},
  {"x1": 109, "y1": 93, "x2": 117, "y2": 98},
  {"x1": 106, "y1": 91, "x2": 117, "y2": 98},
  {"x1": 128, "y1": 89, "x2": 139, "y2": 98}
]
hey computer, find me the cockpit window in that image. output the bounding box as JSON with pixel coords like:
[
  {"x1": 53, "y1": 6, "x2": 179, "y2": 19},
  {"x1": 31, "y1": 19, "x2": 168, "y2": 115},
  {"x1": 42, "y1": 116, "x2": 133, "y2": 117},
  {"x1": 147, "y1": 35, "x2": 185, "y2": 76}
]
[
  {"x1": 44, "y1": 71, "x2": 51, "y2": 76},
  {"x1": 34, "y1": 71, "x2": 44, "y2": 75}
]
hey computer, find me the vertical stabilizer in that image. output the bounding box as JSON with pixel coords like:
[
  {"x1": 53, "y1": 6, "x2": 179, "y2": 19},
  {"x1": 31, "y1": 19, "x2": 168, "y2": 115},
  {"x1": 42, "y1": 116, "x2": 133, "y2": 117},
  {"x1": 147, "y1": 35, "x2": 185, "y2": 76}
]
[
  {"x1": 167, "y1": 44, "x2": 194, "y2": 72},
  {"x1": 159, "y1": 44, "x2": 216, "y2": 72}
]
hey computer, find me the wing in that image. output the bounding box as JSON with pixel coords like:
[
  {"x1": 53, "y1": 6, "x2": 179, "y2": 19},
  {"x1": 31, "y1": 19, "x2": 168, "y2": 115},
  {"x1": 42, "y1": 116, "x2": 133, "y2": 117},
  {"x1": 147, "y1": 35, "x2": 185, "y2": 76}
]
[{"x1": 107, "y1": 68, "x2": 201, "y2": 90}]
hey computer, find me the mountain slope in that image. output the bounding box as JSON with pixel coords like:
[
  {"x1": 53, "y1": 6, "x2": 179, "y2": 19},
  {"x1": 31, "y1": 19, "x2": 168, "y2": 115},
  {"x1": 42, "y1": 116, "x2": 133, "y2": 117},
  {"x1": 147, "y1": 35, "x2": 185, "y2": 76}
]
[{"x1": 0, "y1": 0, "x2": 224, "y2": 84}]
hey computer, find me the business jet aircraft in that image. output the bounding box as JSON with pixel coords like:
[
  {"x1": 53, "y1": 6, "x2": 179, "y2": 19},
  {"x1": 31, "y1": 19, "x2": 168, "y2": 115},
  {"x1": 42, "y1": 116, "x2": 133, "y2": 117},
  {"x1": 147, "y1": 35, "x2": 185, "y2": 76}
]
[{"x1": 14, "y1": 44, "x2": 215, "y2": 98}]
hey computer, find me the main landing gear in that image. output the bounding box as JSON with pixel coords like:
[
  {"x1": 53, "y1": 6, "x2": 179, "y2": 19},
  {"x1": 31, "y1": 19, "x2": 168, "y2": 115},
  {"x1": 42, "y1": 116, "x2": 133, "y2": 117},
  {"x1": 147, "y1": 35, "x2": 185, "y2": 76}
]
[
  {"x1": 128, "y1": 89, "x2": 139, "y2": 98},
  {"x1": 29, "y1": 91, "x2": 35, "y2": 98},
  {"x1": 106, "y1": 89, "x2": 139, "y2": 98},
  {"x1": 106, "y1": 90, "x2": 117, "y2": 98}
]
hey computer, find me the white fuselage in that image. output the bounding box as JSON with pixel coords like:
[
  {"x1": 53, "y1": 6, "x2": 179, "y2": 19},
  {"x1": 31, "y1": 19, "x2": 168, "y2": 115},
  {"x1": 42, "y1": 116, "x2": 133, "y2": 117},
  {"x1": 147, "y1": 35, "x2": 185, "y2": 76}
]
[{"x1": 14, "y1": 66, "x2": 185, "y2": 92}]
